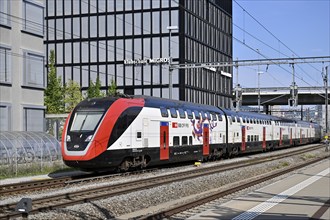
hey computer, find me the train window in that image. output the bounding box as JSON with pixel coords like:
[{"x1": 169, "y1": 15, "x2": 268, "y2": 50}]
[
  {"x1": 170, "y1": 108, "x2": 177, "y2": 118},
  {"x1": 243, "y1": 118, "x2": 246, "y2": 123},
  {"x1": 247, "y1": 135, "x2": 250, "y2": 142},
  {"x1": 218, "y1": 114, "x2": 223, "y2": 121},
  {"x1": 211, "y1": 113, "x2": 217, "y2": 121},
  {"x1": 189, "y1": 136, "x2": 193, "y2": 145},
  {"x1": 193, "y1": 110, "x2": 200, "y2": 119},
  {"x1": 237, "y1": 117, "x2": 241, "y2": 123},
  {"x1": 186, "y1": 109, "x2": 193, "y2": 119},
  {"x1": 173, "y1": 136, "x2": 180, "y2": 146},
  {"x1": 237, "y1": 132, "x2": 239, "y2": 137},
  {"x1": 136, "y1": 132, "x2": 142, "y2": 139},
  {"x1": 228, "y1": 116, "x2": 232, "y2": 125},
  {"x1": 205, "y1": 112, "x2": 211, "y2": 120},
  {"x1": 160, "y1": 107, "x2": 168, "y2": 117},
  {"x1": 178, "y1": 108, "x2": 185, "y2": 119},
  {"x1": 182, "y1": 136, "x2": 188, "y2": 145},
  {"x1": 232, "y1": 117, "x2": 236, "y2": 123},
  {"x1": 255, "y1": 135, "x2": 258, "y2": 141},
  {"x1": 219, "y1": 133, "x2": 222, "y2": 138}
]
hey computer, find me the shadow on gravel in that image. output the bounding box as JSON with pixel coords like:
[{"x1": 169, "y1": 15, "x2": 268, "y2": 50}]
[{"x1": 48, "y1": 170, "x2": 91, "y2": 178}]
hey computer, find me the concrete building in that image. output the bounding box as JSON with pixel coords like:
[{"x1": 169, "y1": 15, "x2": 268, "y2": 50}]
[
  {"x1": 45, "y1": 0, "x2": 233, "y2": 107},
  {"x1": 0, "y1": 0, "x2": 45, "y2": 131}
]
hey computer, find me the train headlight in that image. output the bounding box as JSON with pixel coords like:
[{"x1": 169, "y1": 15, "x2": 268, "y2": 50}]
[
  {"x1": 66, "y1": 135, "x2": 71, "y2": 142},
  {"x1": 85, "y1": 135, "x2": 93, "y2": 142}
]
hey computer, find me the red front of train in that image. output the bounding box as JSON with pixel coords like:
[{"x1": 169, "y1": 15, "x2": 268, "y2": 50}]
[{"x1": 61, "y1": 96, "x2": 144, "y2": 170}]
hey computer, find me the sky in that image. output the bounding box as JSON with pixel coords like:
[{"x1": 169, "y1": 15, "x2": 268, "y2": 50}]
[{"x1": 232, "y1": 0, "x2": 330, "y2": 89}]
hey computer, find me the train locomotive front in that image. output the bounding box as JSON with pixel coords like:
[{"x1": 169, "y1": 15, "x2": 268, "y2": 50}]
[{"x1": 61, "y1": 96, "x2": 145, "y2": 171}]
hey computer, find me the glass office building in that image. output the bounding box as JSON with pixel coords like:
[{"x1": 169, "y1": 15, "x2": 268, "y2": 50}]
[{"x1": 45, "y1": 0, "x2": 232, "y2": 107}]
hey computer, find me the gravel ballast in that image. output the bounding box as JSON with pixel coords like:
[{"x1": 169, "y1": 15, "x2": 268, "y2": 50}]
[{"x1": 3, "y1": 144, "x2": 328, "y2": 220}]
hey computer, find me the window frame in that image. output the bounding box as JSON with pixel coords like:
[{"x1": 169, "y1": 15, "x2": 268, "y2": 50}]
[
  {"x1": 23, "y1": 105, "x2": 45, "y2": 131},
  {"x1": 0, "y1": 103, "x2": 11, "y2": 131},
  {"x1": 22, "y1": 0, "x2": 44, "y2": 37},
  {"x1": 0, "y1": 0, "x2": 11, "y2": 27},
  {"x1": 0, "y1": 45, "x2": 11, "y2": 84},
  {"x1": 23, "y1": 50, "x2": 45, "y2": 88}
]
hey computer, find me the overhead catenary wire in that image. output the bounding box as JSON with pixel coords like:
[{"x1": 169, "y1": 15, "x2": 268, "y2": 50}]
[{"x1": 233, "y1": 0, "x2": 324, "y2": 83}]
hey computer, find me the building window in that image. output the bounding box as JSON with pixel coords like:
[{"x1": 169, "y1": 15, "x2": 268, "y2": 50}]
[
  {"x1": 0, "y1": 0, "x2": 10, "y2": 26},
  {"x1": 23, "y1": 107, "x2": 44, "y2": 131},
  {"x1": 0, "y1": 104, "x2": 11, "y2": 131},
  {"x1": 0, "y1": 46, "x2": 11, "y2": 83},
  {"x1": 24, "y1": 51, "x2": 44, "y2": 88},
  {"x1": 23, "y1": 0, "x2": 44, "y2": 36}
]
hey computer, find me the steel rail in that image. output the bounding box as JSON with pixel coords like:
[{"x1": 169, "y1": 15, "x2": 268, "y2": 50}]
[
  {"x1": 138, "y1": 155, "x2": 329, "y2": 220},
  {"x1": 0, "y1": 144, "x2": 323, "y2": 219}
]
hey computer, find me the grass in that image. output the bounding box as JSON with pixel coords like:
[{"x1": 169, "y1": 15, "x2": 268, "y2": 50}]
[
  {"x1": 275, "y1": 161, "x2": 290, "y2": 169},
  {"x1": 301, "y1": 153, "x2": 316, "y2": 161},
  {"x1": 0, "y1": 161, "x2": 75, "y2": 180}
]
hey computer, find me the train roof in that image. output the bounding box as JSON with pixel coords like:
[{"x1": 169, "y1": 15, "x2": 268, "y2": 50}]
[
  {"x1": 134, "y1": 95, "x2": 224, "y2": 114},
  {"x1": 79, "y1": 95, "x2": 318, "y2": 126}
]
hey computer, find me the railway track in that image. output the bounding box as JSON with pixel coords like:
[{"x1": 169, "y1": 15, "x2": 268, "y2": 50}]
[
  {"x1": 138, "y1": 155, "x2": 329, "y2": 220},
  {"x1": 0, "y1": 168, "x2": 155, "y2": 196},
  {"x1": 0, "y1": 144, "x2": 324, "y2": 219},
  {"x1": 0, "y1": 144, "x2": 323, "y2": 196}
]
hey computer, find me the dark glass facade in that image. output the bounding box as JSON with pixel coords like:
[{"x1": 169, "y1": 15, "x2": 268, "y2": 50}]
[{"x1": 45, "y1": 0, "x2": 232, "y2": 107}]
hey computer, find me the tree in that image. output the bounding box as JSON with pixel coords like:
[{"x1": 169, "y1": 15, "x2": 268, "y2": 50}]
[
  {"x1": 64, "y1": 80, "x2": 82, "y2": 112},
  {"x1": 108, "y1": 78, "x2": 117, "y2": 96},
  {"x1": 86, "y1": 76, "x2": 104, "y2": 98},
  {"x1": 44, "y1": 50, "x2": 64, "y2": 113}
]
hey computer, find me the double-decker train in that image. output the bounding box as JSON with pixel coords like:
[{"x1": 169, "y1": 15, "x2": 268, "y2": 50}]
[{"x1": 61, "y1": 95, "x2": 321, "y2": 171}]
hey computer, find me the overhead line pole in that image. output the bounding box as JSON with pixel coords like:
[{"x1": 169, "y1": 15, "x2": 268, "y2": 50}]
[{"x1": 325, "y1": 66, "x2": 328, "y2": 134}]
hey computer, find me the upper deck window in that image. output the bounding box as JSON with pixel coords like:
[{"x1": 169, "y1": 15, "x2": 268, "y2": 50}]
[
  {"x1": 186, "y1": 109, "x2": 193, "y2": 119},
  {"x1": 205, "y1": 112, "x2": 211, "y2": 120},
  {"x1": 193, "y1": 110, "x2": 200, "y2": 119},
  {"x1": 160, "y1": 107, "x2": 168, "y2": 117},
  {"x1": 218, "y1": 113, "x2": 223, "y2": 121},
  {"x1": 211, "y1": 113, "x2": 217, "y2": 121},
  {"x1": 178, "y1": 108, "x2": 186, "y2": 119},
  {"x1": 170, "y1": 108, "x2": 177, "y2": 118}
]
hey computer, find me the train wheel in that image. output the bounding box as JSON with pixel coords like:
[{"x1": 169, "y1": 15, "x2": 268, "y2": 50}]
[{"x1": 119, "y1": 159, "x2": 130, "y2": 172}]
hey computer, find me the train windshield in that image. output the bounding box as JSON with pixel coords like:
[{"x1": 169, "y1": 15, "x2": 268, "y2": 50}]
[{"x1": 70, "y1": 110, "x2": 104, "y2": 132}]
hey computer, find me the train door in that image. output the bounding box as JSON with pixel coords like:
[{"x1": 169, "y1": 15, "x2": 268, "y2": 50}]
[
  {"x1": 203, "y1": 124, "x2": 209, "y2": 156},
  {"x1": 262, "y1": 127, "x2": 266, "y2": 149},
  {"x1": 241, "y1": 126, "x2": 246, "y2": 152},
  {"x1": 160, "y1": 122, "x2": 169, "y2": 160}
]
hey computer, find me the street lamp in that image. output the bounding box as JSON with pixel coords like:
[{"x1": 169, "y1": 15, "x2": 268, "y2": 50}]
[{"x1": 167, "y1": 25, "x2": 178, "y2": 99}]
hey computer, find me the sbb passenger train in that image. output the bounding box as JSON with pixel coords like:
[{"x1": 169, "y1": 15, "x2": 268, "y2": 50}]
[{"x1": 61, "y1": 95, "x2": 321, "y2": 171}]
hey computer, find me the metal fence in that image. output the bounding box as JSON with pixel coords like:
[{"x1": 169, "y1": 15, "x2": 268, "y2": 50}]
[{"x1": 0, "y1": 131, "x2": 63, "y2": 175}]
